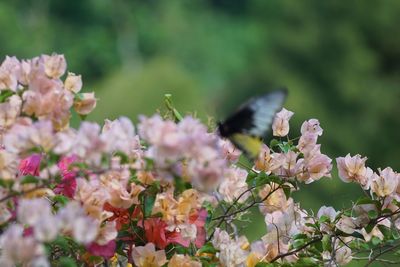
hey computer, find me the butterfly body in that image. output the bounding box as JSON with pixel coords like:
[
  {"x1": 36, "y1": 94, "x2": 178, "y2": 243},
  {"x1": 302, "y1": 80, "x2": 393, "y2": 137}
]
[{"x1": 218, "y1": 89, "x2": 287, "y2": 158}]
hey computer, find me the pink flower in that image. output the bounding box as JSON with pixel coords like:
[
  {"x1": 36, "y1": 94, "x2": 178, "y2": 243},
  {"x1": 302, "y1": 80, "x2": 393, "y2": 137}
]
[
  {"x1": 0, "y1": 95, "x2": 22, "y2": 129},
  {"x1": 64, "y1": 72, "x2": 82, "y2": 93},
  {"x1": 42, "y1": 54, "x2": 67, "y2": 79},
  {"x1": 54, "y1": 155, "x2": 78, "y2": 198},
  {"x1": 218, "y1": 167, "x2": 249, "y2": 203},
  {"x1": 300, "y1": 119, "x2": 323, "y2": 136},
  {"x1": 272, "y1": 108, "x2": 294, "y2": 137},
  {"x1": 336, "y1": 154, "x2": 371, "y2": 189},
  {"x1": 131, "y1": 243, "x2": 167, "y2": 267},
  {"x1": 0, "y1": 150, "x2": 19, "y2": 180},
  {"x1": 19, "y1": 153, "x2": 42, "y2": 176},
  {"x1": 371, "y1": 167, "x2": 399, "y2": 197},
  {"x1": 87, "y1": 240, "x2": 116, "y2": 259},
  {"x1": 0, "y1": 56, "x2": 20, "y2": 91}
]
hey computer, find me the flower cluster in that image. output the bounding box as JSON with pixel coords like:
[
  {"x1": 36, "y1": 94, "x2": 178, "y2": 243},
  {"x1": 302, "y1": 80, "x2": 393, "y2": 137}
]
[{"x1": 0, "y1": 54, "x2": 399, "y2": 267}]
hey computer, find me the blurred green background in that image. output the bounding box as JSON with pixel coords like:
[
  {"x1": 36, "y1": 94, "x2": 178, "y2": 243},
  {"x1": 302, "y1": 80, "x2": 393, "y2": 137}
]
[{"x1": 2, "y1": 0, "x2": 399, "y2": 264}]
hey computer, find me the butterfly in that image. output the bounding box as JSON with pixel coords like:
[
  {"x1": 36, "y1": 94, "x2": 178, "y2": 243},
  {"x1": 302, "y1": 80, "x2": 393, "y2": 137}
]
[{"x1": 218, "y1": 89, "x2": 287, "y2": 158}]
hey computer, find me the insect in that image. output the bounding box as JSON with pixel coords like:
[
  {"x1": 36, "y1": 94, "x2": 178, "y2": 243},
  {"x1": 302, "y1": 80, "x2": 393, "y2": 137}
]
[{"x1": 218, "y1": 89, "x2": 287, "y2": 158}]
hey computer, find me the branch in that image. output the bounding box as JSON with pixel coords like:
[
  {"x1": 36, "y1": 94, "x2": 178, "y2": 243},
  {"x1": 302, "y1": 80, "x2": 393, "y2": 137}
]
[{"x1": 270, "y1": 236, "x2": 323, "y2": 263}]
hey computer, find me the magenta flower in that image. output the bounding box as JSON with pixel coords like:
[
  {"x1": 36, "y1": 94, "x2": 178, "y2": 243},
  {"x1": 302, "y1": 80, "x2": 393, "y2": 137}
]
[
  {"x1": 87, "y1": 240, "x2": 116, "y2": 259},
  {"x1": 19, "y1": 153, "x2": 42, "y2": 177},
  {"x1": 54, "y1": 155, "x2": 78, "y2": 198}
]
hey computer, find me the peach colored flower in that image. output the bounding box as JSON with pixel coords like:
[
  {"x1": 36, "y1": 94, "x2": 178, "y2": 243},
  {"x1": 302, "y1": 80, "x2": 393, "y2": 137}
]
[
  {"x1": 74, "y1": 92, "x2": 97, "y2": 115},
  {"x1": 336, "y1": 154, "x2": 371, "y2": 189},
  {"x1": 42, "y1": 54, "x2": 67, "y2": 79},
  {"x1": 371, "y1": 167, "x2": 398, "y2": 197},
  {"x1": 168, "y1": 254, "x2": 201, "y2": 267},
  {"x1": 64, "y1": 72, "x2": 82, "y2": 93},
  {"x1": 220, "y1": 139, "x2": 242, "y2": 163},
  {"x1": 0, "y1": 150, "x2": 19, "y2": 180},
  {"x1": 0, "y1": 95, "x2": 22, "y2": 129},
  {"x1": 218, "y1": 167, "x2": 249, "y2": 203},
  {"x1": 254, "y1": 145, "x2": 272, "y2": 173},
  {"x1": 272, "y1": 108, "x2": 294, "y2": 137},
  {"x1": 131, "y1": 243, "x2": 167, "y2": 267},
  {"x1": 0, "y1": 56, "x2": 20, "y2": 91},
  {"x1": 259, "y1": 183, "x2": 292, "y2": 214}
]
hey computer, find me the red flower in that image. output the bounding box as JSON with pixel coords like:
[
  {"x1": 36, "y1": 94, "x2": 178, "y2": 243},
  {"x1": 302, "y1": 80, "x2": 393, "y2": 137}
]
[
  {"x1": 166, "y1": 208, "x2": 207, "y2": 248},
  {"x1": 54, "y1": 155, "x2": 78, "y2": 198},
  {"x1": 142, "y1": 218, "x2": 168, "y2": 249},
  {"x1": 141, "y1": 209, "x2": 208, "y2": 249},
  {"x1": 19, "y1": 154, "x2": 41, "y2": 176},
  {"x1": 104, "y1": 202, "x2": 131, "y2": 231},
  {"x1": 87, "y1": 240, "x2": 116, "y2": 258}
]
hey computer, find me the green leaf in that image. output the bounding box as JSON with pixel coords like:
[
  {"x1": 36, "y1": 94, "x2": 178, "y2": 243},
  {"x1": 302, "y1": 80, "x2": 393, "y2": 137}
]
[
  {"x1": 319, "y1": 215, "x2": 330, "y2": 223},
  {"x1": 197, "y1": 242, "x2": 218, "y2": 254},
  {"x1": 293, "y1": 233, "x2": 308, "y2": 240},
  {"x1": 371, "y1": 236, "x2": 382, "y2": 245},
  {"x1": 20, "y1": 175, "x2": 40, "y2": 185},
  {"x1": 53, "y1": 236, "x2": 70, "y2": 251},
  {"x1": 294, "y1": 257, "x2": 319, "y2": 267},
  {"x1": 53, "y1": 195, "x2": 69, "y2": 206},
  {"x1": 292, "y1": 239, "x2": 306, "y2": 249},
  {"x1": 282, "y1": 184, "x2": 291, "y2": 199},
  {"x1": 322, "y1": 235, "x2": 331, "y2": 251},
  {"x1": 144, "y1": 195, "x2": 156, "y2": 217},
  {"x1": 0, "y1": 90, "x2": 14, "y2": 103},
  {"x1": 269, "y1": 139, "x2": 280, "y2": 148},
  {"x1": 58, "y1": 257, "x2": 77, "y2": 267},
  {"x1": 367, "y1": 210, "x2": 378, "y2": 219}
]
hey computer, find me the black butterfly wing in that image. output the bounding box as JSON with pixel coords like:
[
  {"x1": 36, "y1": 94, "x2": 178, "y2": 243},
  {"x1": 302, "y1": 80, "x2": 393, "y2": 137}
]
[
  {"x1": 219, "y1": 89, "x2": 287, "y2": 138},
  {"x1": 218, "y1": 89, "x2": 287, "y2": 158}
]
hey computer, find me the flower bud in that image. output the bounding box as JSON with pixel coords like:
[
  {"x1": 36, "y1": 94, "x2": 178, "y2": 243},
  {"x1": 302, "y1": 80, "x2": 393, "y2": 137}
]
[{"x1": 74, "y1": 92, "x2": 97, "y2": 115}]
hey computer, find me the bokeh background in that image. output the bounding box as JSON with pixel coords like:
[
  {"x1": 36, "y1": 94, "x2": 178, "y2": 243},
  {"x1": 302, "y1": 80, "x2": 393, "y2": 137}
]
[{"x1": 2, "y1": 1, "x2": 399, "y2": 265}]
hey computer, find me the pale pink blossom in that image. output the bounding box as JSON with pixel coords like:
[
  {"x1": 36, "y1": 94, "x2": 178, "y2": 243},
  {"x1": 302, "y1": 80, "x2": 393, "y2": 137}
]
[
  {"x1": 54, "y1": 122, "x2": 106, "y2": 165},
  {"x1": 0, "y1": 224, "x2": 48, "y2": 267},
  {"x1": 270, "y1": 151, "x2": 299, "y2": 177},
  {"x1": 132, "y1": 243, "x2": 167, "y2": 267},
  {"x1": 336, "y1": 216, "x2": 357, "y2": 234},
  {"x1": 359, "y1": 218, "x2": 391, "y2": 242},
  {"x1": 301, "y1": 119, "x2": 323, "y2": 136},
  {"x1": 218, "y1": 167, "x2": 249, "y2": 203},
  {"x1": 220, "y1": 139, "x2": 241, "y2": 163},
  {"x1": 272, "y1": 108, "x2": 294, "y2": 137},
  {"x1": 336, "y1": 154, "x2": 371, "y2": 189},
  {"x1": 0, "y1": 150, "x2": 18, "y2": 180},
  {"x1": 211, "y1": 229, "x2": 249, "y2": 267},
  {"x1": 0, "y1": 56, "x2": 20, "y2": 91},
  {"x1": 371, "y1": 167, "x2": 399, "y2": 197},
  {"x1": 42, "y1": 54, "x2": 67, "y2": 79},
  {"x1": 101, "y1": 117, "x2": 140, "y2": 156},
  {"x1": 95, "y1": 221, "x2": 118, "y2": 245},
  {"x1": 64, "y1": 72, "x2": 82, "y2": 93},
  {"x1": 297, "y1": 147, "x2": 332, "y2": 183},
  {"x1": 259, "y1": 183, "x2": 293, "y2": 214},
  {"x1": 4, "y1": 120, "x2": 55, "y2": 153},
  {"x1": 254, "y1": 145, "x2": 272, "y2": 173},
  {"x1": 17, "y1": 198, "x2": 52, "y2": 226},
  {"x1": 0, "y1": 95, "x2": 22, "y2": 129},
  {"x1": 18, "y1": 59, "x2": 31, "y2": 85},
  {"x1": 74, "y1": 177, "x2": 111, "y2": 220},
  {"x1": 57, "y1": 201, "x2": 99, "y2": 244}
]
